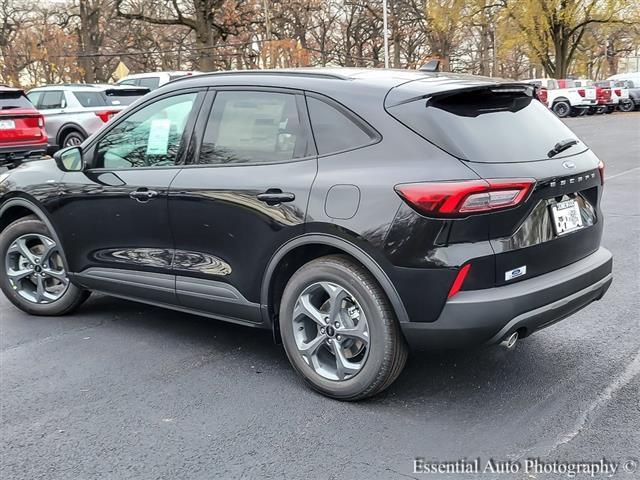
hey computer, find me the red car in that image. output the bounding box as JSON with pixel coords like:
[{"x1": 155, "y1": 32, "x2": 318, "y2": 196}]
[{"x1": 0, "y1": 87, "x2": 47, "y2": 166}]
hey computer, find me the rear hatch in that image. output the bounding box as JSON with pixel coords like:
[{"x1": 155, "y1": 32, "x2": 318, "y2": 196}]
[
  {"x1": 0, "y1": 90, "x2": 46, "y2": 147},
  {"x1": 70, "y1": 86, "x2": 150, "y2": 123},
  {"x1": 386, "y1": 80, "x2": 603, "y2": 288}
]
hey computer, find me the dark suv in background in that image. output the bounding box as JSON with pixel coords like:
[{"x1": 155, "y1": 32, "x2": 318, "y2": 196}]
[{"x1": 0, "y1": 69, "x2": 612, "y2": 400}]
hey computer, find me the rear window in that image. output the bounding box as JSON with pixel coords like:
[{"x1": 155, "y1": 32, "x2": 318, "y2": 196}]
[
  {"x1": 0, "y1": 91, "x2": 33, "y2": 110},
  {"x1": 73, "y1": 91, "x2": 108, "y2": 107},
  {"x1": 104, "y1": 89, "x2": 147, "y2": 106},
  {"x1": 387, "y1": 88, "x2": 582, "y2": 163}
]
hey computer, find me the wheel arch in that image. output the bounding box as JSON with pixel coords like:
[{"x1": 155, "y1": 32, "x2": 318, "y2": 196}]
[
  {"x1": 56, "y1": 123, "x2": 88, "y2": 147},
  {"x1": 261, "y1": 234, "x2": 410, "y2": 340},
  {"x1": 552, "y1": 96, "x2": 569, "y2": 105},
  {"x1": 0, "y1": 197, "x2": 69, "y2": 268}
]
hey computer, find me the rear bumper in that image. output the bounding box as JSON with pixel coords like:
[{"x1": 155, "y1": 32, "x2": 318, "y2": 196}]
[
  {"x1": 400, "y1": 247, "x2": 613, "y2": 349},
  {"x1": 0, "y1": 144, "x2": 47, "y2": 164}
]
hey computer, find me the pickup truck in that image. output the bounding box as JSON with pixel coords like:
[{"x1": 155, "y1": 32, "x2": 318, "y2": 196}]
[
  {"x1": 596, "y1": 80, "x2": 633, "y2": 112},
  {"x1": 608, "y1": 73, "x2": 640, "y2": 111},
  {"x1": 528, "y1": 78, "x2": 597, "y2": 117},
  {"x1": 571, "y1": 79, "x2": 612, "y2": 114}
]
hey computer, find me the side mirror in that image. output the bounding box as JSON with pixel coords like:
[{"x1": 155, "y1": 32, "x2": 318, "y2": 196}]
[{"x1": 53, "y1": 146, "x2": 85, "y2": 172}]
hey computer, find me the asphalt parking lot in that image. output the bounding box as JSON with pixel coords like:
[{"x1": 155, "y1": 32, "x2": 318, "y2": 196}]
[{"x1": 1, "y1": 113, "x2": 639, "y2": 480}]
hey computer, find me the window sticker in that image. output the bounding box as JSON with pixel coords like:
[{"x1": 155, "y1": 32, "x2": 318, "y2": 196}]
[{"x1": 146, "y1": 118, "x2": 171, "y2": 155}]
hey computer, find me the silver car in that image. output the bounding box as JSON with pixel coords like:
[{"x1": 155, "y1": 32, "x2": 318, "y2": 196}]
[{"x1": 26, "y1": 84, "x2": 149, "y2": 151}]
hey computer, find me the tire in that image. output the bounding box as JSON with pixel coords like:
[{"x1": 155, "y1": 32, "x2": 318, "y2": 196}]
[
  {"x1": 552, "y1": 101, "x2": 571, "y2": 118},
  {"x1": 279, "y1": 254, "x2": 408, "y2": 400},
  {"x1": 61, "y1": 130, "x2": 85, "y2": 148},
  {"x1": 595, "y1": 106, "x2": 606, "y2": 114},
  {"x1": 605, "y1": 106, "x2": 615, "y2": 114},
  {"x1": 586, "y1": 107, "x2": 596, "y2": 115},
  {"x1": 0, "y1": 218, "x2": 89, "y2": 315},
  {"x1": 618, "y1": 99, "x2": 635, "y2": 112}
]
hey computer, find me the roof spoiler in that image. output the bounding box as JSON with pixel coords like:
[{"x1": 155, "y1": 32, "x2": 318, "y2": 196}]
[{"x1": 104, "y1": 87, "x2": 150, "y2": 96}]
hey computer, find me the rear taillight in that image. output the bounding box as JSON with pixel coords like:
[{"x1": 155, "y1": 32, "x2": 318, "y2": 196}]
[
  {"x1": 22, "y1": 115, "x2": 45, "y2": 129},
  {"x1": 447, "y1": 264, "x2": 471, "y2": 299},
  {"x1": 577, "y1": 89, "x2": 585, "y2": 97},
  {"x1": 614, "y1": 89, "x2": 621, "y2": 97},
  {"x1": 95, "y1": 110, "x2": 119, "y2": 123},
  {"x1": 394, "y1": 178, "x2": 535, "y2": 218},
  {"x1": 598, "y1": 159, "x2": 605, "y2": 185},
  {"x1": 537, "y1": 88, "x2": 548, "y2": 104}
]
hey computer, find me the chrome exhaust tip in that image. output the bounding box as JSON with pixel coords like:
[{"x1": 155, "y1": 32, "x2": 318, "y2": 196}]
[{"x1": 500, "y1": 332, "x2": 518, "y2": 350}]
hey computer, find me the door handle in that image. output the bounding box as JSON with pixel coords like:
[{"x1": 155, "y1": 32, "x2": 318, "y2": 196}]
[
  {"x1": 256, "y1": 189, "x2": 295, "y2": 206},
  {"x1": 129, "y1": 188, "x2": 159, "y2": 203}
]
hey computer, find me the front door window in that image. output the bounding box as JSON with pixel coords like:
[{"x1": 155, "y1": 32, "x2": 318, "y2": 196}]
[{"x1": 95, "y1": 93, "x2": 197, "y2": 169}]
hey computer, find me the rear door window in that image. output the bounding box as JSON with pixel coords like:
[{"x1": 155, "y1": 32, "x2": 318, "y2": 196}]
[
  {"x1": 306, "y1": 96, "x2": 377, "y2": 155},
  {"x1": 387, "y1": 87, "x2": 582, "y2": 163},
  {"x1": 198, "y1": 90, "x2": 306, "y2": 165}
]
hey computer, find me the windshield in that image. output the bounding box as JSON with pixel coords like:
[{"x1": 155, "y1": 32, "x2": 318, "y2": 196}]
[
  {"x1": 0, "y1": 92, "x2": 33, "y2": 110},
  {"x1": 387, "y1": 88, "x2": 583, "y2": 163}
]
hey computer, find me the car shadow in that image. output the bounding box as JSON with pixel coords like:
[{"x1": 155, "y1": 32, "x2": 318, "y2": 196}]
[{"x1": 75, "y1": 294, "x2": 577, "y2": 413}]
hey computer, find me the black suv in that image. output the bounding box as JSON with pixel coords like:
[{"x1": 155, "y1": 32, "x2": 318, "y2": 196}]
[{"x1": 0, "y1": 69, "x2": 613, "y2": 400}]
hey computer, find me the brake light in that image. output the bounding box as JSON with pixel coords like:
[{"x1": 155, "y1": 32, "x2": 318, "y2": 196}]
[
  {"x1": 598, "y1": 159, "x2": 605, "y2": 185},
  {"x1": 448, "y1": 264, "x2": 471, "y2": 299},
  {"x1": 577, "y1": 89, "x2": 585, "y2": 97},
  {"x1": 614, "y1": 89, "x2": 621, "y2": 97},
  {"x1": 394, "y1": 179, "x2": 535, "y2": 218},
  {"x1": 95, "y1": 110, "x2": 119, "y2": 123},
  {"x1": 537, "y1": 88, "x2": 548, "y2": 104}
]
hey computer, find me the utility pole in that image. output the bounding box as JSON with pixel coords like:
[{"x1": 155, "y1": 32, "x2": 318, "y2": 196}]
[
  {"x1": 263, "y1": 0, "x2": 273, "y2": 68},
  {"x1": 383, "y1": 0, "x2": 389, "y2": 68}
]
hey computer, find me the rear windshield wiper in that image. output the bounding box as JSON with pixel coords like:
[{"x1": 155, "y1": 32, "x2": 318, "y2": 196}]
[{"x1": 548, "y1": 138, "x2": 579, "y2": 158}]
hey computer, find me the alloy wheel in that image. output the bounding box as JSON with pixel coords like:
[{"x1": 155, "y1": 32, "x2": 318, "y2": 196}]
[
  {"x1": 5, "y1": 233, "x2": 69, "y2": 304},
  {"x1": 292, "y1": 281, "x2": 370, "y2": 381},
  {"x1": 65, "y1": 135, "x2": 82, "y2": 147}
]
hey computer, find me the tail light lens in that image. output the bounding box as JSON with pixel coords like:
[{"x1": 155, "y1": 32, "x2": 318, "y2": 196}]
[
  {"x1": 395, "y1": 178, "x2": 535, "y2": 218},
  {"x1": 22, "y1": 115, "x2": 45, "y2": 129},
  {"x1": 537, "y1": 88, "x2": 548, "y2": 104},
  {"x1": 598, "y1": 159, "x2": 605, "y2": 185},
  {"x1": 95, "y1": 110, "x2": 119, "y2": 123},
  {"x1": 447, "y1": 264, "x2": 471, "y2": 299},
  {"x1": 577, "y1": 89, "x2": 585, "y2": 97},
  {"x1": 614, "y1": 89, "x2": 621, "y2": 96}
]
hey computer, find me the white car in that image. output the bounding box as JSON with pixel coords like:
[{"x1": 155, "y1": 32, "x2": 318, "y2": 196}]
[
  {"x1": 528, "y1": 78, "x2": 597, "y2": 117},
  {"x1": 116, "y1": 71, "x2": 199, "y2": 90}
]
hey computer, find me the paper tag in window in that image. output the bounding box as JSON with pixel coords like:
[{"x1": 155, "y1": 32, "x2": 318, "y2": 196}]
[{"x1": 146, "y1": 119, "x2": 171, "y2": 155}]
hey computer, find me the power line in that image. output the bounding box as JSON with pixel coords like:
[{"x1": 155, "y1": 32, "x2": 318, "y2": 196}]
[{"x1": 0, "y1": 38, "x2": 381, "y2": 63}]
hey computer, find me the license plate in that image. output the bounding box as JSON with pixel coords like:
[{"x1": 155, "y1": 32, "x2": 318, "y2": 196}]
[
  {"x1": 0, "y1": 120, "x2": 15, "y2": 130},
  {"x1": 551, "y1": 199, "x2": 584, "y2": 235}
]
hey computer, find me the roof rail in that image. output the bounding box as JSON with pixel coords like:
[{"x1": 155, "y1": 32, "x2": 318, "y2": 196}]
[{"x1": 173, "y1": 69, "x2": 348, "y2": 84}]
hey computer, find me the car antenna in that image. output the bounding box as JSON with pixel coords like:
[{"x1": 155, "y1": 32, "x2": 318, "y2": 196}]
[{"x1": 419, "y1": 60, "x2": 440, "y2": 73}]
